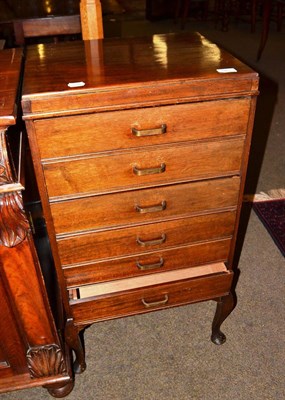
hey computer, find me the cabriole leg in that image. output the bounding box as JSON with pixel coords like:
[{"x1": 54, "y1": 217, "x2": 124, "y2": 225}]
[
  {"x1": 211, "y1": 292, "x2": 235, "y2": 345},
  {"x1": 65, "y1": 318, "x2": 86, "y2": 374}
]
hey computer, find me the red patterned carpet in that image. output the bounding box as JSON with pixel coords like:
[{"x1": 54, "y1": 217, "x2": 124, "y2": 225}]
[{"x1": 253, "y1": 199, "x2": 285, "y2": 256}]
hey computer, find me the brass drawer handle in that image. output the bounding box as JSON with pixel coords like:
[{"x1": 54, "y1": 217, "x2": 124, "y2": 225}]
[
  {"x1": 136, "y1": 233, "x2": 166, "y2": 247},
  {"x1": 142, "y1": 294, "x2": 169, "y2": 308},
  {"x1": 136, "y1": 257, "x2": 164, "y2": 271},
  {"x1": 135, "y1": 200, "x2": 166, "y2": 214},
  {"x1": 133, "y1": 163, "x2": 166, "y2": 176},
  {"x1": 132, "y1": 124, "x2": 167, "y2": 137}
]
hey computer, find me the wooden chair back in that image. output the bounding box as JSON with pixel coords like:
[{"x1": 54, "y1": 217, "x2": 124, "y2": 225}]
[
  {"x1": 13, "y1": 15, "x2": 82, "y2": 46},
  {"x1": 13, "y1": 0, "x2": 104, "y2": 45}
]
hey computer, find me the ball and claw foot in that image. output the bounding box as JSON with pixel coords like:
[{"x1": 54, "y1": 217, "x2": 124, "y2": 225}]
[{"x1": 211, "y1": 330, "x2": 227, "y2": 345}]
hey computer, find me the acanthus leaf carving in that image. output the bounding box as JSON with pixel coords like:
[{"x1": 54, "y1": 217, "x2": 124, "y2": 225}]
[
  {"x1": 27, "y1": 344, "x2": 67, "y2": 378},
  {"x1": 0, "y1": 191, "x2": 29, "y2": 247},
  {"x1": 0, "y1": 130, "x2": 14, "y2": 185}
]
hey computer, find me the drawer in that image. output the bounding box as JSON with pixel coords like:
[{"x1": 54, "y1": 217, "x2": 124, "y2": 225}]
[
  {"x1": 34, "y1": 98, "x2": 251, "y2": 159},
  {"x1": 51, "y1": 177, "x2": 240, "y2": 235},
  {"x1": 58, "y1": 211, "x2": 236, "y2": 266},
  {"x1": 43, "y1": 137, "x2": 244, "y2": 199},
  {"x1": 63, "y1": 238, "x2": 232, "y2": 286},
  {"x1": 69, "y1": 263, "x2": 233, "y2": 325}
]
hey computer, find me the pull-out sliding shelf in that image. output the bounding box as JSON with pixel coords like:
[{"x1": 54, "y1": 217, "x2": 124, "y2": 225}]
[{"x1": 69, "y1": 263, "x2": 233, "y2": 326}]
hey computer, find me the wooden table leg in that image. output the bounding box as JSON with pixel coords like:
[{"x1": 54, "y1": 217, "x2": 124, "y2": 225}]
[
  {"x1": 80, "y1": 0, "x2": 104, "y2": 40},
  {"x1": 257, "y1": 0, "x2": 273, "y2": 60},
  {"x1": 211, "y1": 292, "x2": 235, "y2": 345}
]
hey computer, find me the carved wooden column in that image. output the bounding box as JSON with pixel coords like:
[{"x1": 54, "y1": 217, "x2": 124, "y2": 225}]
[
  {"x1": 0, "y1": 126, "x2": 72, "y2": 393},
  {"x1": 80, "y1": 0, "x2": 104, "y2": 40},
  {"x1": 0, "y1": 49, "x2": 73, "y2": 397}
]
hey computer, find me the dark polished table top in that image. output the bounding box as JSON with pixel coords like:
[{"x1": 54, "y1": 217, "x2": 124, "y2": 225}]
[
  {"x1": 0, "y1": 48, "x2": 22, "y2": 125},
  {"x1": 22, "y1": 32, "x2": 257, "y2": 98},
  {"x1": 21, "y1": 32, "x2": 259, "y2": 118}
]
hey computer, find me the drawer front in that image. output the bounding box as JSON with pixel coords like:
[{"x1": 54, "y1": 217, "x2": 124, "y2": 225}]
[
  {"x1": 64, "y1": 238, "x2": 232, "y2": 287},
  {"x1": 43, "y1": 137, "x2": 244, "y2": 199},
  {"x1": 58, "y1": 211, "x2": 236, "y2": 266},
  {"x1": 51, "y1": 177, "x2": 240, "y2": 235},
  {"x1": 70, "y1": 272, "x2": 233, "y2": 325},
  {"x1": 34, "y1": 99, "x2": 250, "y2": 159}
]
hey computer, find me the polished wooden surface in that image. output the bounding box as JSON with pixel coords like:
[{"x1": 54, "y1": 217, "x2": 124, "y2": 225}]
[
  {"x1": 0, "y1": 49, "x2": 22, "y2": 125},
  {"x1": 0, "y1": 49, "x2": 72, "y2": 396},
  {"x1": 50, "y1": 177, "x2": 240, "y2": 234},
  {"x1": 43, "y1": 137, "x2": 244, "y2": 199},
  {"x1": 64, "y1": 239, "x2": 232, "y2": 286},
  {"x1": 34, "y1": 98, "x2": 250, "y2": 158},
  {"x1": 12, "y1": 1, "x2": 103, "y2": 46},
  {"x1": 70, "y1": 270, "x2": 233, "y2": 325},
  {"x1": 0, "y1": 273, "x2": 27, "y2": 378},
  {"x1": 80, "y1": 0, "x2": 104, "y2": 40},
  {"x1": 58, "y1": 211, "x2": 236, "y2": 266},
  {"x1": 22, "y1": 32, "x2": 259, "y2": 378},
  {"x1": 22, "y1": 33, "x2": 257, "y2": 105},
  {"x1": 13, "y1": 15, "x2": 82, "y2": 46}
]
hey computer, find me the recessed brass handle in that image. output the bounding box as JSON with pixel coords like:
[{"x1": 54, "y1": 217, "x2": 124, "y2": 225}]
[
  {"x1": 136, "y1": 233, "x2": 166, "y2": 247},
  {"x1": 141, "y1": 294, "x2": 169, "y2": 308},
  {"x1": 136, "y1": 257, "x2": 164, "y2": 271},
  {"x1": 133, "y1": 163, "x2": 166, "y2": 176},
  {"x1": 135, "y1": 200, "x2": 166, "y2": 214},
  {"x1": 132, "y1": 124, "x2": 167, "y2": 137}
]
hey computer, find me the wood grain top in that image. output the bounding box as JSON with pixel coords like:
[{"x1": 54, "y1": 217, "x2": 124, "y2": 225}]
[
  {"x1": 0, "y1": 48, "x2": 23, "y2": 126},
  {"x1": 22, "y1": 32, "x2": 259, "y2": 116}
]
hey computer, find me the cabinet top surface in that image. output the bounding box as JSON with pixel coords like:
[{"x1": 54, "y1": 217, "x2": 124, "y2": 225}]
[
  {"x1": 0, "y1": 48, "x2": 22, "y2": 125},
  {"x1": 22, "y1": 33, "x2": 258, "y2": 116}
]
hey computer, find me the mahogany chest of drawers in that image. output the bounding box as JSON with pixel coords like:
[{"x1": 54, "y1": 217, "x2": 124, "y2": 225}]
[{"x1": 22, "y1": 33, "x2": 259, "y2": 377}]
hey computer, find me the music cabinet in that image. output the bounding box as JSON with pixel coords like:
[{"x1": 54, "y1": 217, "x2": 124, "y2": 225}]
[{"x1": 1, "y1": 32, "x2": 259, "y2": 397}]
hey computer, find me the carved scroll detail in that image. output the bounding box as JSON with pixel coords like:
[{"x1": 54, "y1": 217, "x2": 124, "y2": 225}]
[
  {"x1": 27, "y1": 344, "x2": 67, "y2": 378},
  {"x1": 0, "y1": 130, "x2": 14, "y2": 185},
  {"x1": 0, "y1": 192, "x2": 29, "y2": 247}
]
